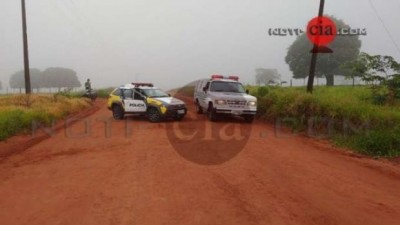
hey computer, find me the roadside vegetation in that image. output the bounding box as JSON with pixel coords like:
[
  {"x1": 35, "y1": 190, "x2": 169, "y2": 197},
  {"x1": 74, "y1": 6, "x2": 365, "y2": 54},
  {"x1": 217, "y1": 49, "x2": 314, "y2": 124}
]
[
  {"x1": 96, "y1": 87, "x2": 115, "y2": 98},
  {"x1": 249, "y1": 85, "x2": 400, "y2": 158},
  {"x1": 280, "y1": 14, "x2": 400, "y2": 157},
  {"x1": 0, "y1": 94, "x2": 90, "y2": 141}
]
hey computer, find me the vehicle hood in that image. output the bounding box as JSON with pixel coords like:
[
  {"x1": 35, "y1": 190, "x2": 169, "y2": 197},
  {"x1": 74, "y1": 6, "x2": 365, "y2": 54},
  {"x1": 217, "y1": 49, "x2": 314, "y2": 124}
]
[
  {"x1": 209, "y1": 92, "x2": 257, "y2": 101},
  {"x1": 154, "y1": 97, "x2": 185, "y2": 105}
]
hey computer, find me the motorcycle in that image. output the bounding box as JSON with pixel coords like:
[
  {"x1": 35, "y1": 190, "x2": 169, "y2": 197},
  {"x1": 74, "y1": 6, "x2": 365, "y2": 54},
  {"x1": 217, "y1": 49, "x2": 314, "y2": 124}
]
[{"x1": 82, "y1": 89, "x2": 97, "y2": 102}]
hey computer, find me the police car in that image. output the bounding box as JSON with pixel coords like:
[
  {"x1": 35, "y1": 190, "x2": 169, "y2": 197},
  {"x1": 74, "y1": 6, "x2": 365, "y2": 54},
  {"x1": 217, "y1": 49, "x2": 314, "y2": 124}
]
[
  {"x1": 107, "y1": 83, "x2": 187, "y2": 122},
  {"x1": 194, "y1": 75, "x2": 257, "y2": 122}
]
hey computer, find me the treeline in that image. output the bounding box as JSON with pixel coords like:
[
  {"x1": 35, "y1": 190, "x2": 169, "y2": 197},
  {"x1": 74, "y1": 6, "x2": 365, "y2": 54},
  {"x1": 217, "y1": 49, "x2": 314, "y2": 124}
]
[{"x1": 9, "y1": 67, "x2": 81, "y2": 92}]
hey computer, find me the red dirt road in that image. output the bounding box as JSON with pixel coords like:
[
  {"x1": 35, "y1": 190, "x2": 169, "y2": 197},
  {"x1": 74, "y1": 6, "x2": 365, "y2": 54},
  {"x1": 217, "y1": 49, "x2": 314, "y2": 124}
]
[{"x1": 1, "y1": 100, "x2": 400, "y2": 225}]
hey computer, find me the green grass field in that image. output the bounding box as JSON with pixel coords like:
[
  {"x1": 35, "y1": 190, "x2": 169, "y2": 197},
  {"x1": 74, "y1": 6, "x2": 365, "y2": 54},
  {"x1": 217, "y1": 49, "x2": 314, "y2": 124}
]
[
  {"x1": 249, "y1": 85, "x2": 400, "y2": 157},
  {"x1": 0, "y1": 94, "x2": 90, "y2": 141}
]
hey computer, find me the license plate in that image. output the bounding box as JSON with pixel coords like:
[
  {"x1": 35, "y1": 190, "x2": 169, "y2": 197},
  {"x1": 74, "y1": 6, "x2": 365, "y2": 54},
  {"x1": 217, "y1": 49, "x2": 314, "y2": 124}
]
[
  {"x1": 232, "y1": 110, "x2": 243, "y2": 115},
  {"x1": 177, "y1": 109, "x2": 185, "y2": 114}
]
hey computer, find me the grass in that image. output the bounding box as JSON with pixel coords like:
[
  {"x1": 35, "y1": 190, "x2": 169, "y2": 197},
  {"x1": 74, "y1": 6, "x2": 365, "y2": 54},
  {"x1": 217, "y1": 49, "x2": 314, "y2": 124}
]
[
  {"x1": 51, "y1": 87, "x2": 116, "y2": 99},
  {"x1": 250, "y1": 85, "x2": 400, "y2": 158},
  {"x1": 0, "y1": 94, "x2": 90, "y2": 141},
  {"x1": 96, "y1": 87, "x2": 115, "y2": 98}
]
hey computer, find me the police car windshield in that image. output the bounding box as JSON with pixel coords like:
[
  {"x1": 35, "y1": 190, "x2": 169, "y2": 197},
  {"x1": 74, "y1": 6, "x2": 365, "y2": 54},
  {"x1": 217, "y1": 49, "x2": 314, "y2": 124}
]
[
  {"x1": 142, "y1": 89, "x2": 169, "y2": 98},
  {"x1": 210, "y1": 81, "x2": 246, "y2": 93}
]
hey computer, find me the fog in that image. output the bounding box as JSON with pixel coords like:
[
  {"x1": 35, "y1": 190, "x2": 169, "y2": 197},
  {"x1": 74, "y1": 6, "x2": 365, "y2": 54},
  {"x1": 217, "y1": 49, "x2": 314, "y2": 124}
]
[{"x1": 1, "y1": 0, "x2": 400, "y2": 91}]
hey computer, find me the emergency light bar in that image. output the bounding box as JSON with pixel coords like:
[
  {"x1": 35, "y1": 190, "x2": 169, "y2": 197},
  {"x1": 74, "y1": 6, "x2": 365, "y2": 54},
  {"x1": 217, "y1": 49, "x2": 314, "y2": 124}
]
[
  {"x1": 211, "y1": 75, "x2": 224, "y2": 79},
  {"x1": 131, "y1": 83, "x2": 154, "y2": 87},
  {"x1": 211, "y1": 75, "x2": 239, "y2": 81},
  {"x1": 228, "y1": 76, "x2": 239, "y2": 81}
]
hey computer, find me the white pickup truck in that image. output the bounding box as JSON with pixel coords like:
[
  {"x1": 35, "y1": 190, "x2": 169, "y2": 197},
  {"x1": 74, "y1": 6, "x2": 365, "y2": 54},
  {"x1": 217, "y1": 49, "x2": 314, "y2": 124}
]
[{"x1": 193, "y1": 75, "x2": 257, "y2": 122}]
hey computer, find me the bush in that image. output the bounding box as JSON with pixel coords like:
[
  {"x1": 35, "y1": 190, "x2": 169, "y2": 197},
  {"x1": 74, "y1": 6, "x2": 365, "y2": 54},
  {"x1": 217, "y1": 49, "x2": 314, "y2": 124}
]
[
  {"x1": 0, "y1": 109, "x2": 25, "y2": 140},
  {"x1": 257, "y1": 86, "x2": 269, "y2": 97},
  {"x1": 252, "y1": 85, "x2": 400, "y2": 157},
  {"x1": 336, "y1": 128, "x2": 400, "y2": 157}
]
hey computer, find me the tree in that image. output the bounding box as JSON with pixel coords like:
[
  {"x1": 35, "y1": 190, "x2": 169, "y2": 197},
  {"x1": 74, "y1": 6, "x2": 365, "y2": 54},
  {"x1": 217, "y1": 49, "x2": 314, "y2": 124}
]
[
  {"x1": 348, "y1": 52, "x2": 400, "y2": 104},
  {"x1": 364, "y1": 54, "x2": 400, "y2": 104},
  {"x1": 255, "y1": 68, "x2": 281, "y2": 85},
  {"x1": 9, "y1": 67, "x2": 82, "y2": 93},
  {"x1": 285, "y1": 16, "x2": 362, "y2": 86},
  {"x1": 341, "y1": 52, "x2": 371, "y2": 86},
  {"x1": 352, "y1": 53, "x2": 400, "y2": 86},
  {"x1": 42, "y1": 67, "x2": 81, "y2": 91},
  {"x1": 368, "y1": 55, "x2": 400, "y2": 80},
  {"x1": 9, "y1": 69, "x2": 42, "y2": 93}
]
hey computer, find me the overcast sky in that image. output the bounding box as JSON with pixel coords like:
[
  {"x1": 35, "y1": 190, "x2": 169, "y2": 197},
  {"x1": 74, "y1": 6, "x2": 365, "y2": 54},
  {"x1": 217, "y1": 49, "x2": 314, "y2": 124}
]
[{"x1": 1, "y1": 0, "x2": 400, "y2": 90}]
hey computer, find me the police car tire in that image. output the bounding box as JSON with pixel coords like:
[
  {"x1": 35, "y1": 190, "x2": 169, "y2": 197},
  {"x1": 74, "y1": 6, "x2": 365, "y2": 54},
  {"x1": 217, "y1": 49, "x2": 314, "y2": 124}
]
[
  {"x1": 147, "y1": 107, "x2": 161, "y2": 122},
  {"x1": 112, "y1": 105, "x2": 124, "y2": 120}
]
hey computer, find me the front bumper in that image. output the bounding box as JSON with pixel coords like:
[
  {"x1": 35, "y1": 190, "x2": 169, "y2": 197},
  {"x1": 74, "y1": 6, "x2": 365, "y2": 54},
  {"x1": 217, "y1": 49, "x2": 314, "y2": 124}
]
[
  {"x1": 165, "y1": 107, "x2": 187, "y2": 117},
  {"x1": 215, "y1": 108, "x2": 257, "y2": 115}
]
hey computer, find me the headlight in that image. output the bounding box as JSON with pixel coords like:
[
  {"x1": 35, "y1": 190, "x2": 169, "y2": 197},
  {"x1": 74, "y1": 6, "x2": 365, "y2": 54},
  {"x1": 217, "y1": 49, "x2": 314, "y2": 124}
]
[
  {"x1": 247, "y1": 101, "x2": 257, "y2": 106},
  {"x1": 215, "y1": 100, "x2": 227, "y2": 105}
]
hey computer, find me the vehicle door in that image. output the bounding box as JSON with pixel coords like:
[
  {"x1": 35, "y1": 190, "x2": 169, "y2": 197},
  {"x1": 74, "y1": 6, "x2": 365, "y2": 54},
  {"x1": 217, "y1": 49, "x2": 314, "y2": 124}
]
[
  {"x1": 122, "y1": 89, "x2": 146, "y2": 112},
  {"x1": 198, "y1": 81, "x2": 210, "y2": 108},
  {"x1": 132, "y1": 89, "x2": 147, "y2": 112}
]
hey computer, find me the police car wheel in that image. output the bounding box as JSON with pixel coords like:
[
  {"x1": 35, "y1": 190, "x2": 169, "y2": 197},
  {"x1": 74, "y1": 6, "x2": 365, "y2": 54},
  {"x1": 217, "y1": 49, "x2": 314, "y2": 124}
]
[
  {"x1": 147, "y1": 108, "x2": 161, "y2": 122},
  {"x1": 112, "y1": 105, "x2": 124, "y2": 120}
]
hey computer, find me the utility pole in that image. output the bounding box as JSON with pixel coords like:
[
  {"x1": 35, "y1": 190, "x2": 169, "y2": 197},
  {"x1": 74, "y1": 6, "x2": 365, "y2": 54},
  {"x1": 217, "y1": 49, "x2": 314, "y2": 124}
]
[
  {"x1": 21, "y1": 0, "x2": 31, "y2": 94},
  {"x1": 306, "y1": 0, "x2": 325, "y2": 93}
]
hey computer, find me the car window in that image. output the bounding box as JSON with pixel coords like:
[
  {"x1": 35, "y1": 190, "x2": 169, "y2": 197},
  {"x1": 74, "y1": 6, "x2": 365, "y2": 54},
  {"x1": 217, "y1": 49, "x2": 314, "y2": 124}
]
[
  {"x1": 210, "y1": 81, "x2": 245, "y2": 93},
  {"x1": 133, "y1": 90, "x2": 144, "y2": 100},
  {"x1": 122, "y1": 89, "x2": 133, "y2": 99},
  {"x1": 142, "y1": 89, "x2": 169, "y2": 98}
]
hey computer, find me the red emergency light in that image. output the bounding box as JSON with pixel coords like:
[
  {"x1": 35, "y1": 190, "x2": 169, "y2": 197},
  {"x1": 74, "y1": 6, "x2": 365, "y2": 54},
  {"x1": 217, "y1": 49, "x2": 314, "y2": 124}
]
[
  {"x1": 228, "y1": 76, "x2": 239, "y2": 81},
  {"x1": 211, "y1": 75, "x2": 240, "y2": 81},
  {"x1": 211, "y1": 75, "x2": 224, "y2": 79}
]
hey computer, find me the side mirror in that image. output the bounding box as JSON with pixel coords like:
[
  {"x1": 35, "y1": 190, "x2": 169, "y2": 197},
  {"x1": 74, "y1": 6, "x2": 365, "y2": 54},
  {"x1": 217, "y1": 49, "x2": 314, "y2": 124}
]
[
  {"x1": 203, "y1": 87, "x2": 207, "y2": 92},
  {"x1": 246, "y1": 89, "x2": 249, "y2": 94}
]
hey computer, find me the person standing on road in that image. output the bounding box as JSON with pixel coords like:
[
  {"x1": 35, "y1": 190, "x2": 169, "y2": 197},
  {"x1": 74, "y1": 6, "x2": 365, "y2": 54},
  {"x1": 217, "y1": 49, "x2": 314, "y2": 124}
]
[{"x1": 85, "y1": 79, "x2": 91, "y2": 92}]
